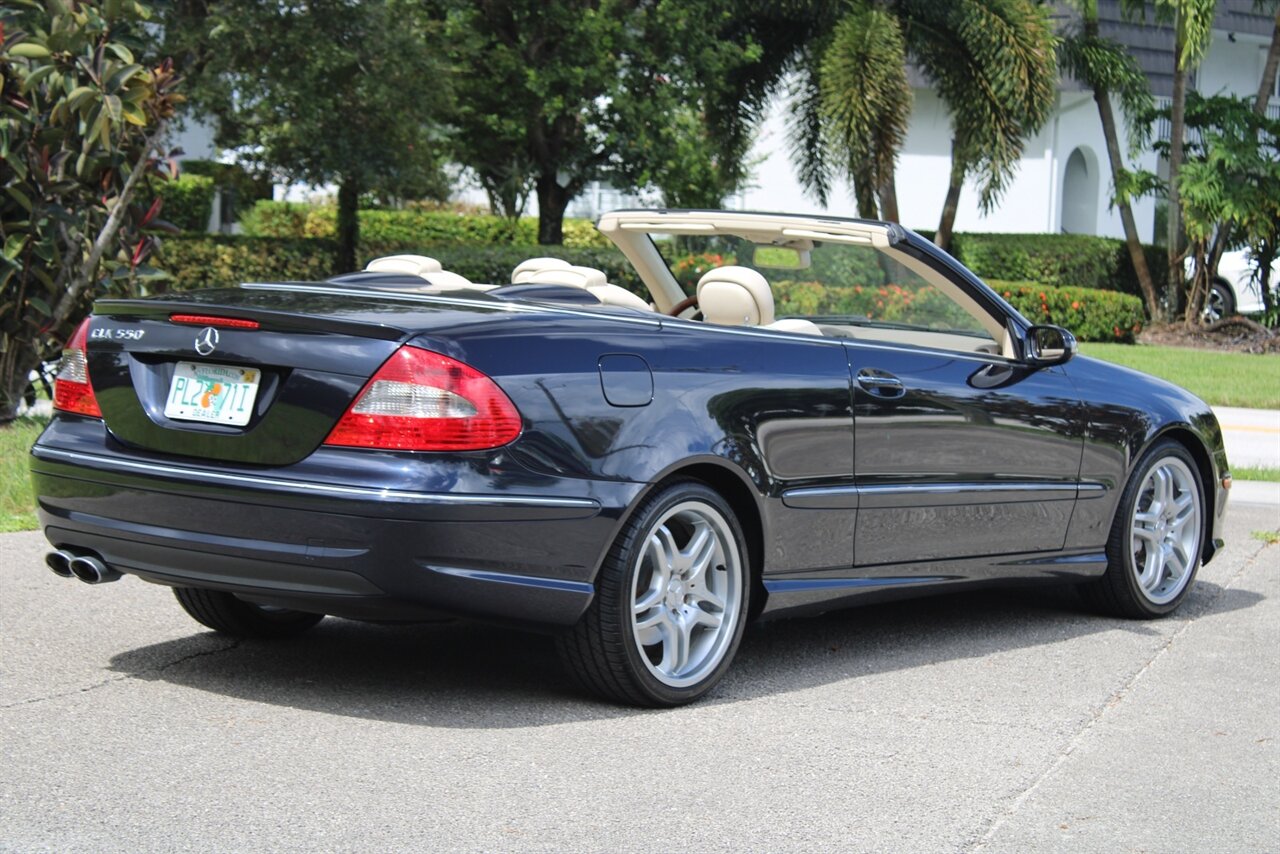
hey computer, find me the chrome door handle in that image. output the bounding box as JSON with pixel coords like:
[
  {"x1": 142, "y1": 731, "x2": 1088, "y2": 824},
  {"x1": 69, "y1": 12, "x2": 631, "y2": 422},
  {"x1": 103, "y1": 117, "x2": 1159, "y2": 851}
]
[{"x1": 856, "y1": 369, "x2": 906, "y2": 398}]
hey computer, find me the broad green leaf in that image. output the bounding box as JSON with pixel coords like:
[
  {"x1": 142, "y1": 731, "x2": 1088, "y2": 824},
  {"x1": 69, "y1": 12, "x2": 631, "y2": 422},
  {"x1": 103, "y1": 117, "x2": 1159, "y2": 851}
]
[
  {"x1": 106, "y1": 43, "x2": 134, "y2": 65},
  {"x1": 8, "y1": 43, "x2": 52, "y2": 60},
  {"x1": 20, "y1": 64, "x2": 59, "y2": 93},
  {"x1": 3, "y1": 235, "x2": 28, "y2": 261},
  {"x1": 5, "y1": 185, "x2": 32, "y2": 213},
  {"x1": 105, "y1": 63, "x2": 142, "y2": 93},
  {"x1": 27, "y1": 297, "x2": 52, "y2": 317}
]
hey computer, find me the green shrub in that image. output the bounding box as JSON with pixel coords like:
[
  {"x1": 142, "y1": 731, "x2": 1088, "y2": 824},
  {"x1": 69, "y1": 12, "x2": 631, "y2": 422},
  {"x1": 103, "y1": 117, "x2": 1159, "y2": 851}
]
[
  {"x1": 771, "y1": 277, "x2": 1143, "y2": 343},
  {"x1": 239, "y1": 200, "x2": 610, "y2": 248},
  {"x1": 154, "y1": 174, "x2": 216, "y2": 233},
  {"x1": 238, "y1": 201, "x2": 313, "y2": 238},
  {"x1": 154, "y1": 236, "x2": 644, "y2": 294},
  {"x1": 914, "y1": 230, "x2": 1168, "y2": 301},
  {"x1": 988, "y1": 280, "x2": 1145, "y2": 342},
  {"x1": 155, "y1": 235, "x2": 339, "y2": 292}
]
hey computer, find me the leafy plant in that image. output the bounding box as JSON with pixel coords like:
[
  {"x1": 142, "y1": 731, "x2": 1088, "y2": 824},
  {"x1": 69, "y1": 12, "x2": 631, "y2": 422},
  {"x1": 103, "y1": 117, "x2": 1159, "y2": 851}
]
[
  {"x1": 155, "y1": 173, "x2": 214, "y2": 233},
  {"x1": 1, "y1": 0, "x2": 180, "y2": 422}
]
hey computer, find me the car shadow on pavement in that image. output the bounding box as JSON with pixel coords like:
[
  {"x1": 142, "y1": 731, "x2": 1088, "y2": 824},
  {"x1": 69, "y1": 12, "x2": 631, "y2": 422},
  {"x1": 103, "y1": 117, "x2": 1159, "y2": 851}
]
[{"x1": 106, "y1": 579, "x2": 1262, "y2": 727}]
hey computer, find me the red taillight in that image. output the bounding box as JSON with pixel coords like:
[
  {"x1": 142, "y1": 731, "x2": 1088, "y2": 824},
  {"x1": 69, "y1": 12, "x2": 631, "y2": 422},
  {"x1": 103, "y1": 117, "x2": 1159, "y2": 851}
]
[
  {"x1": 169, "y1": 314, "x2": 260, "y2": 329},
  {"x1": 52, "y1": 317, "x2": 102, "y2": 418},
  {"x1": 323, "y1": 346, "x2": 521, "y2": 451}
]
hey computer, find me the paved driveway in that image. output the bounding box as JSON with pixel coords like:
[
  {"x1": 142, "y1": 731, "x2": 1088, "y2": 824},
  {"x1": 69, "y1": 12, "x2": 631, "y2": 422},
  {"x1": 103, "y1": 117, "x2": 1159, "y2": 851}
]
[{"x1": 2, "y1": 502, "x2": 1277, "y2": 853}]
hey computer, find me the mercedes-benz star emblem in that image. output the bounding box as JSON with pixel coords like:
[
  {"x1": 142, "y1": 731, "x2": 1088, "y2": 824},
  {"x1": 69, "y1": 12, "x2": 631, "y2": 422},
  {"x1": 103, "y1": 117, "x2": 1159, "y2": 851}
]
[{"x1": 194, "y1": 327, "x2": 219, "y2": 356}]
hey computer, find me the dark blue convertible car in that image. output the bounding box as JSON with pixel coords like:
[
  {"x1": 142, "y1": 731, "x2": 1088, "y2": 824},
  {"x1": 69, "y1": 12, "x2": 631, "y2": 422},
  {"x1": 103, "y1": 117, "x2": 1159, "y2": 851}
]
[{"x1": 30, "y1": 210, "x2": 1230, "y2": 705}]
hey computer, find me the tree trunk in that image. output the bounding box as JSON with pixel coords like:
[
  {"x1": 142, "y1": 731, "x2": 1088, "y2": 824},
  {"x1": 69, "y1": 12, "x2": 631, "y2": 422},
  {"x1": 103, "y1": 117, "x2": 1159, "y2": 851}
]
[
  {"x1": 878, "y1": 168, "x2": 900, "y2": 224},
  {"x1": 934, "y1": 139, "x2": 964, "y2": 253},
  {"x1": 1093, "y1": 87, "x2": 1162, "y2": 320},
  {"x1": 854, "y1": 176, "x2": 879, "y2": 221},
  {"x1": 336, "y1": 178, "x2": 360, "y2": 274},
  {"x1": 1167, "y1": 27, "x2": 1187, "y2": 320},
  {"x1": 535, "y1": 173, "x2": 570, "y2": 245},
  {"x1": 1256, "y1": 11, "x2": 1280, "y2": 117}
]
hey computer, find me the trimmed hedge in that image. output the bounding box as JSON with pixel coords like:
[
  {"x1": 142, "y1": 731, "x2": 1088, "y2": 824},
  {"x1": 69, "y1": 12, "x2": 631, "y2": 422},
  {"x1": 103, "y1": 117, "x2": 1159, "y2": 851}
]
[
  {"x1": 988, "y1": 280, "x2": 1145, "y2": 342},
  {"x1": 154, "y1": 174, "x2": 216, "y2": 233},
  {"x1": 916, "y1": 231, "x2": 1166, "y2": 300},
  {"x1": 153, "y1": 236, "x2": 640, "y2": 292},
  {"x1": 153, "y1": 236, "x2": 340, "y2": 292},
  {"x1": 240, "y1": 200, "x2": 610, "y2": 248},
  {"x1": 770, "y1": 277, "x2": 1143, "y2": 343}
]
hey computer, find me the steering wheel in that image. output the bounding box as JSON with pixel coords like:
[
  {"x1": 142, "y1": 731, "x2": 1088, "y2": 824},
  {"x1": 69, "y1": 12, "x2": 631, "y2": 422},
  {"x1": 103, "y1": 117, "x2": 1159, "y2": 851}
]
[{"x1": 668, "y1": 295, "x2": 699, "y2": 317}]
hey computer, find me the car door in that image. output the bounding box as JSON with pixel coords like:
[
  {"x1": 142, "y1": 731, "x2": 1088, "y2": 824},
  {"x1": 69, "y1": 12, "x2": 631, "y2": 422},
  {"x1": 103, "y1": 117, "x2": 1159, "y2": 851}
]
[
  {"x1": 825, "y1": 237, "x2": 1085, "y2": 568},
  {"x1": 848, "y1": 343, "x2": 1083, "y2": 566}
]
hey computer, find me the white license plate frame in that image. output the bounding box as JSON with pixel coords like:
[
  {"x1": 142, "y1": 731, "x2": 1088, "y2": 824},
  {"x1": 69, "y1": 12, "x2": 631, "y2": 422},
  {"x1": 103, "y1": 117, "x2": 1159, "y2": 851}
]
[{"x1": 163, "y1": 361, "x2": 261, "y2": 426}]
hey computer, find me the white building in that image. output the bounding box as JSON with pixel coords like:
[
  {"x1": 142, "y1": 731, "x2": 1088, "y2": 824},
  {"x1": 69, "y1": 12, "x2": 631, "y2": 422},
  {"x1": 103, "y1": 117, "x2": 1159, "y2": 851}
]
[{"x1": 740, "y1": 0, "x2": 1277, "y2": 241}]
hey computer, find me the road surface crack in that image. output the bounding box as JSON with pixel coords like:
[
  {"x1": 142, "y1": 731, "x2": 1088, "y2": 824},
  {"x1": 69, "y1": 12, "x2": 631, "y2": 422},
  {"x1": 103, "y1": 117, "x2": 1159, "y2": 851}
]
[{"x1": 0, "y1": 639, "x2": 241, "y2": 711}]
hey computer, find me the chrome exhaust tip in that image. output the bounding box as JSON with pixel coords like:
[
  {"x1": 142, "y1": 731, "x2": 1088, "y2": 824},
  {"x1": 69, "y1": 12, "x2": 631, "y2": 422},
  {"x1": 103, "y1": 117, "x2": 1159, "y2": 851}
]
[
  {"x1": 67, "y1": 554, "x2": 122, "y2": 584},
  {"x1": 45, "y1": 550, "x2": 75, "y2": 578}
]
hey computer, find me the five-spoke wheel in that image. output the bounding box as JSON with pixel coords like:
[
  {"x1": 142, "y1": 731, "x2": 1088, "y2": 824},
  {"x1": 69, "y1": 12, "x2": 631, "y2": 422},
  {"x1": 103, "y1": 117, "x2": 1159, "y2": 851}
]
[
  {"x1": 557, "y1": 481, "x2": 749, "y2": 706},
  {"x1": 1085, "y1": 439, "x2": 1205, "y2": 618}
]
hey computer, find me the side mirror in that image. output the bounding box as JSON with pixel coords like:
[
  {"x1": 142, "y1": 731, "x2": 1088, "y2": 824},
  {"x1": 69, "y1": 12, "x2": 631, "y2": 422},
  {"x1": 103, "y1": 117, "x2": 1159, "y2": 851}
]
[{"x1": 1024, "y1": 324, "x2": 1077, "y2": 366}]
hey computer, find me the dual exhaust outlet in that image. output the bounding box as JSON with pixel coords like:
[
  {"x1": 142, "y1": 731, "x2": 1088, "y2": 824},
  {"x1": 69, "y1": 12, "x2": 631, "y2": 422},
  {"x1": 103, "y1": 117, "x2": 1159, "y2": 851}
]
[{"x1": 45, "y1": 549, "x2": 122, "y2": 585}]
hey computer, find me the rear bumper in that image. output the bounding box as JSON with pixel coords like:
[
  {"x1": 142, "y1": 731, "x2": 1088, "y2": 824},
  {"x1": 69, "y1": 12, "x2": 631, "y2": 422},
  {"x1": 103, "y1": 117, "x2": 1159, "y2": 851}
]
[{"x1": 30, "y1": 423, "x2": 643, "y2": 627}]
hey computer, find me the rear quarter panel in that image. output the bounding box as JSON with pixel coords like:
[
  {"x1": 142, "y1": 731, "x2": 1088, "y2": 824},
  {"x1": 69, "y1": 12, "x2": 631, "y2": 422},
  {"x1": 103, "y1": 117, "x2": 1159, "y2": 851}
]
[{"x1": 417, "y1": 309, "x2": 858, "y2": 577}]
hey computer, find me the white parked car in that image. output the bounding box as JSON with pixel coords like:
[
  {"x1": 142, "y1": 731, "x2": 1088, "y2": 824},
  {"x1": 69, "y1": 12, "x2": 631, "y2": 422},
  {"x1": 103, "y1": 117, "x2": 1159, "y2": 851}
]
[{"x1": 1187, "y1": 249, "x2": 1280, "y2": 321}]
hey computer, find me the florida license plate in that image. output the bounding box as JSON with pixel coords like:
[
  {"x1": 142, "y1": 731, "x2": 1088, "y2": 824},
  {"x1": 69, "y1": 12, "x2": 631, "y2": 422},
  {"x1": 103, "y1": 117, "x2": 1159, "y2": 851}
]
[{"x1": 164, "y1": 361, "x2": 261, "y2": 426}]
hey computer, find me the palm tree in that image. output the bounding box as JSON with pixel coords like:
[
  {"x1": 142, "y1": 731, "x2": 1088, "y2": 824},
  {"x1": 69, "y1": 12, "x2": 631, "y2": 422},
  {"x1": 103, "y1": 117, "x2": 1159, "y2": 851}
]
[
  {"x1": 1058, "y1": 0, "x2": 1162, "y2": 319},
  {"x1": 786, "y1": 0, "x2": 1057, "y2": 252},
  {"x1": 1120, "y1": 0, "x2": 1215, "y2": 317}
]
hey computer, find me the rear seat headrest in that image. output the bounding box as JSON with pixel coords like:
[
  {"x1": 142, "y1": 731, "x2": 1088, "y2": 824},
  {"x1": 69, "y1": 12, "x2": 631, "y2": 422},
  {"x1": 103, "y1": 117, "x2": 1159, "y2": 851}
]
[
  {"x1": 512, "y1": 257, "x2": 573, "y2": 284},
  {"x1": 364, "y1": 254, "x2": 443, "y2": 278}
]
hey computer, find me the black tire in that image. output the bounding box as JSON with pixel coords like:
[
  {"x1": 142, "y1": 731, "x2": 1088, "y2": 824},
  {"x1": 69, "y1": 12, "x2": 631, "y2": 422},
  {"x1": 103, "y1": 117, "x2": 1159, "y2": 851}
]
[
  {"x1": 173, "y1": 587, "x2": 324, "y2": 638},
  {"x1": 1082, "y1": 439, "x2": 1205, "y2": 619},
  {"x1": 1203, "y1": 280, "x2": 1235, "y2": 322},
  {"x1": 556, "y1": 481, "x2": 751, "y2": 707}
]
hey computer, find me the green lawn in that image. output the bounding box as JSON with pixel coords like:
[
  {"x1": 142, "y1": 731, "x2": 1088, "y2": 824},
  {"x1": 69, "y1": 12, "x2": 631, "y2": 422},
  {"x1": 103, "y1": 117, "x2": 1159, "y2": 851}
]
[
  {"x1": 1232, "y1": 465, "x2": 1280, "y2": 483},
  {"x1": 1081, "y1": 343, "x2": 1280, "y2": 409},
  {"x1": 1, "y1": 417, "x2": 47, "y2": 533}
]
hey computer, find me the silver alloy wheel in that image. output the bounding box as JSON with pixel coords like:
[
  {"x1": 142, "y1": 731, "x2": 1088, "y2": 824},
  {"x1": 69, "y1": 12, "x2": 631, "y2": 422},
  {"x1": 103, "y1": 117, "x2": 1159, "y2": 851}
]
[
  {"x1": 630, "y1": 500, "x2": 743, "y2": 688},
  {"x1": 1202, "y1": 284, "x2": 1229, "y2": 322},
  {"x1": 1129, "y1": 456, "x2": 1202, "y2": 605}
]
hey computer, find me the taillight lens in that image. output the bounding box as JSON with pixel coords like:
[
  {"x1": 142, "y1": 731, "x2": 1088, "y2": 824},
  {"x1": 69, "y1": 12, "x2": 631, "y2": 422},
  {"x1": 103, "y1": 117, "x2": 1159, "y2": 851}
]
[
  {"x1": 324, "y1": 346, "x2": 521, "y2": 451},
  {"x1": 52, "y1": 317, "x2": 102, "y2": 418}
]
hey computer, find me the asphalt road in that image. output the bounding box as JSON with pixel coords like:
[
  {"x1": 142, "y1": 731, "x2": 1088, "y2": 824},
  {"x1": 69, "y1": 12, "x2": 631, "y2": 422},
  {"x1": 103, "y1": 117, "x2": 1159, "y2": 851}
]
[{"x1": 2, "y1": 502, "x2": 1277, "y2": 853}]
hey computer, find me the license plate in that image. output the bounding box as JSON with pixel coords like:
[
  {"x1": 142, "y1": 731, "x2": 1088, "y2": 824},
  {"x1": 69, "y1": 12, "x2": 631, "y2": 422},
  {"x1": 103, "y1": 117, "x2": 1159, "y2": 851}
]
[{"x1": 164, "y1": 361, "x2": 261, "y2": 426}]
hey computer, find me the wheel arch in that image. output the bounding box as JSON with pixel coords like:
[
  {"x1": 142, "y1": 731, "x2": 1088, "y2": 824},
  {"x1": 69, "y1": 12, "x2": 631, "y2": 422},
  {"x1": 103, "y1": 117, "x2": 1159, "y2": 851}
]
[
  {"x1": 593, "y1": 456, "x2": 768, "y2": 619},
  {"x1": 1143, "y1": 424, "x2": 1220, "y2": 564}
]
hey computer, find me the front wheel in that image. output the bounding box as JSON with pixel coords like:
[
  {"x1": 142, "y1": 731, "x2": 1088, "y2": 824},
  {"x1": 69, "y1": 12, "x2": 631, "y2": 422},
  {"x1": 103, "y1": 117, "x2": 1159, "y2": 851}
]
[
  {"x1": 1083, "y1": 440, "x2": 1205, "y2": 619},
  {"x1": 173, "y1": 587, "x2": 324, "y2": 638},
  {"x1": 1202, "y1": 280, "x2": 1235, "y2": 322},
  {"x1": 557, "y1": 481, "x2": 750, "y2": 706}
]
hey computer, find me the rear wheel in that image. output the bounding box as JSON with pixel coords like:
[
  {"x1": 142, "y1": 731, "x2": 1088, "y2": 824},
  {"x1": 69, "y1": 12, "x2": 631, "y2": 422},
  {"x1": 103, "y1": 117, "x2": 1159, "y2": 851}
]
[
  {"x1": 557, "y1": 481, "x2": 750, "y2": 706},
  {"x1": 173, "y1": 587, "x2": 324, "y2": 638},
  {"x1": 1083, "y1": 439, "x2": 1204, "y2": 619}
]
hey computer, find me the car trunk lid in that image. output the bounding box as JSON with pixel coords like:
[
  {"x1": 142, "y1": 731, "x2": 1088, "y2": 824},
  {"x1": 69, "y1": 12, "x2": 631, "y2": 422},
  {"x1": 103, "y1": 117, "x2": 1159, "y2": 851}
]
[{"x1": 82, "y1": 285, "x2": 508, "y2": 466}]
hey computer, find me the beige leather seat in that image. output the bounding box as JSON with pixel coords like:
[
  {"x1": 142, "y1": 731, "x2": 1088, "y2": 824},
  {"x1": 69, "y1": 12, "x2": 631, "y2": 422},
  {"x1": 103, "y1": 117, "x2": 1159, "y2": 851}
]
[
  {"x1": 527, "y1": 265, "x2": 651, "y2": 311},
  {"x1": 695, "y1": 266, "x2": 822, "y2": 335},
  {"x1": 512, "y1": 257, "x2": 574, "y2": 284}
]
